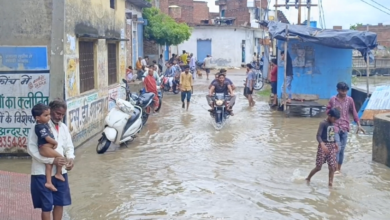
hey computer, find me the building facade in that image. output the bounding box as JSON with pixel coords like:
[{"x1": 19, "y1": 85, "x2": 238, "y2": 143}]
[
  {"x1": 173, "y1": 26, "x2": 262, "y2": 68},
  {"x1": 0, "y1": 0, "x2": 150, "y2": 154},
  {"x1": 215, "y1": 0, "x2": 268, "y2": 27}
]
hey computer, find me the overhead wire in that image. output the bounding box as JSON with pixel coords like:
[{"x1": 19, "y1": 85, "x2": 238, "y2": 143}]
[
  {"x1": 319, "y1": 0, "x2": 326, "y2": 28},
  {"x1": 369, "y1": 0, "x2": 390, "y2": 12},
  {"x1": 360, "y1": 0, "x2": 390, "y2": 16},
  {"x1": 318, "y1": 0, "x2": 324, "y2": 28}
]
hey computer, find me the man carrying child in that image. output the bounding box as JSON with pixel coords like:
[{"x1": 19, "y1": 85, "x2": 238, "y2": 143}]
[{"x1": 28, "y1": 99, "x2": 75, "y2": 220}]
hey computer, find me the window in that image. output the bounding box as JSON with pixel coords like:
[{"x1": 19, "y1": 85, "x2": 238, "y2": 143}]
[
  {"x1": 110, "y1": 0, "x2": 115, "y2": 9},
  {"x1": 107, "y1": 43, "x2": 118, "y2": 85},
  {"x1": 79, "y1": 41, "x2": 95, "y2": 93}
]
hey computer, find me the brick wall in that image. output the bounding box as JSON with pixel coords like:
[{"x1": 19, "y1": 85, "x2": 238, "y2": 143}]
[
  {"x1": 209, "y1": 12, "x2": 219, "y2": 19},
  {"x1": 168, "y1": 0, "x2": 193, "y2": 24},
  {"x1": 256, "y1": 0, "x2": 268, "y2": 8},
  {"x1": 225, "y1": 0, "x2": 250, "y2": 26},
  {"x1": 357, "y1": 24, "x2": 390, "y2": 48},
  {"x1": 159, "y1": 0, "x2": 169, "y2": 15},
  {"x1": 169, "y1": 6, "x2": 181, "y2": 19},
  {"x1": 144, "y1": 39, "x2": 159, "y2": 56},
  {"x1": 193, "y1": 1, "x2": 209, "y2": 24}
]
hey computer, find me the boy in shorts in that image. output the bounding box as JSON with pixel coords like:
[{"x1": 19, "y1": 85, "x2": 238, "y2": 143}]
[
  {"x1": 32, "y1": 103, "x2": 65, "y2": 191},
  {"x1": 306, "y1": 108, "x2": 340, "y2": 187}
]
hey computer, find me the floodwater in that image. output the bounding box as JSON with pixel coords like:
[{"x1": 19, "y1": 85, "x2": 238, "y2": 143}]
[
  {"x1": 1, "y1": 70, "x2": 390, "y2": 220},
  {"x1": 354, "y1": 75, "x2": 390, "y2": 91}
]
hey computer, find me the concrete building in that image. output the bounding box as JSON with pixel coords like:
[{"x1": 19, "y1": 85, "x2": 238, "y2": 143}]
[
  {"x1": 215, "y1": 0, "x2": 268, "y2": 27},
  {"x1": 276, "y1": 40, "x2": 353, "y2": 99},
  {"x1": 0, "y1": 0, "x2": 150, "y2": 154},
  {"x1": 125, "y1": 0, "x2": 152, "y2": 67},
  {"x1": 173, "y1": 26, "x2": 264, "y2": 68}
]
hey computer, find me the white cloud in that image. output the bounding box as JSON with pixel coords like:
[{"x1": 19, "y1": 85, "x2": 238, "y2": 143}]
[{"x1": 197, "y1": 0, "x2": 390, "y2": 29}]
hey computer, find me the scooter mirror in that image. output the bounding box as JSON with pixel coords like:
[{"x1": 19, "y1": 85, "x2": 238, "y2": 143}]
[{"x1": 122, "y1": 79, "x2": 127, "y2": 84}]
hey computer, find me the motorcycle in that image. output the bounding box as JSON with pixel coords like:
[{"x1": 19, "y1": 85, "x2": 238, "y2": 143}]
[
  {"x1": 96, "y1": 98, "x2": 143, "y2": 154},
  {"x1": 160, "y1": 76, "x2": 180, "y2": 94},
  {"x1": 211, "y1": 93, "x2": 231, "y2": 129},
  {"x1": 242, "y1": 69, "x2": 264, "y2": 91},
  {"x1": 122, "y1": 79, "x2": 156, "y2": 126}
]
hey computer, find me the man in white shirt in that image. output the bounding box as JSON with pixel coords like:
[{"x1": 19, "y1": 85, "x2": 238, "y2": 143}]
[
  {"x1": 203, "y1": 55, "x2": 212, "y2": 80},
  {"x1": 141, "y1": 56, "x2": 148, "y2": 67},
  {"x1": 189, "y1": 53, "x2": 196, "y2": 79},
  {"x1": 27, "y1": 99, "x2": 75, "y2": 220}
]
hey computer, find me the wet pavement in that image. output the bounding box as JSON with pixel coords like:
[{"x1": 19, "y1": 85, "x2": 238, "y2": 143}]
[{"x1": 1, "y1": 69, "x2": 390, "y2": 219}]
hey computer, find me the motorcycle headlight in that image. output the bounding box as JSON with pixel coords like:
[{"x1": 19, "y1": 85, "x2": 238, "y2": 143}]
[{"x1": 215, "y1": 100, "x2": 224, "y2": 106}]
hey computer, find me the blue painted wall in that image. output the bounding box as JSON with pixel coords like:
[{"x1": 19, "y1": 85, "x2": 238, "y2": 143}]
[
  {"x1": 197, "y1": 40, "x2": 212, "y2": 61},
  {"x1": 0, "y1": 46, "x2": 48, "y2": 70},
  {"x1": 276, "y1": 40, "x2": 352, "y2": 99}
]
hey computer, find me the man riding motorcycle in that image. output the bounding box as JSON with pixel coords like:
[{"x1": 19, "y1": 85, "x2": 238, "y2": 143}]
[
  {"x1": 208, "y1": 69, "x2": 236, "y2": 90},
  {"x1": 207, "y1": 73, "x2": 236, "y2": 116}
]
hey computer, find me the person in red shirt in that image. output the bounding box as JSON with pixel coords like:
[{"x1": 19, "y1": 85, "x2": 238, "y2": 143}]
[
  {"x1": 144, "y1": 65, "x2": 159, "y2": 113},
  {"x1": 269, "y1": 58, "x2": 278, "y2": 107}
]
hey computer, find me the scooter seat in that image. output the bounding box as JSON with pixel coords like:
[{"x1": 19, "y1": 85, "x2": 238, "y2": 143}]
[
  {"x1": 139, "y1": 92, "x2": 155, "y2": 106},
  {"x1": 124, "y1": 107, "x2": 141, "y2": 132}
]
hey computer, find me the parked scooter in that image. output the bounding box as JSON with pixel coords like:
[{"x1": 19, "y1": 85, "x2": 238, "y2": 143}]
[
  {"x1": 96, "y1": 98, "x2": 143, "y2": 154},
  {"x1": 139, "y1": 87, "x2": 163, "y2": 112},
  {"x1": 122, "y1": 79, "x2": 155, "y2": 126}
]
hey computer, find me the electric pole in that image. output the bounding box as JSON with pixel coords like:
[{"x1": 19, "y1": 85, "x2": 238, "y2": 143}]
[{"x1": 275, "y1": 0, "x2": 318, "y2": 26}]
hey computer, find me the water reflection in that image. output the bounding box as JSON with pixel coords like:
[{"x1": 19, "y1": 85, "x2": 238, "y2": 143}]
[{"x1": 0, "y1": 71, "x2": 390, "y2": 219}]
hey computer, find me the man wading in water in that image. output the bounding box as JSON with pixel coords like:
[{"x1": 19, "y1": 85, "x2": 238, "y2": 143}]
[
  {"x1": 326, "y1": 82, "x2": 365, "y2": 174},
  {"x1": 306, "y1": 108, "x2": 340, "y2": 187},
  {"x1": 180, "y1": 65, "x2": 193, "y2": 110}
]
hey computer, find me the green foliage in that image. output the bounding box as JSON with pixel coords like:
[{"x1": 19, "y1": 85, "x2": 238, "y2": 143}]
[
  {"x1": 143, "y1": 7, "x2": 192, "y2": 45},
  {"x1": 350, "y1": 23, "x2": 363, "y2": 30},
  {"x1": 258, "y1": 84, "x2": 271, "y2": 97}
]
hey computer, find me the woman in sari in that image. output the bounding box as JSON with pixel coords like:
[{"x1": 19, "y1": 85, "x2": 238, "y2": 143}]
[{"x1": 144, "y1": 65, "x2": 160, "y2": 113}]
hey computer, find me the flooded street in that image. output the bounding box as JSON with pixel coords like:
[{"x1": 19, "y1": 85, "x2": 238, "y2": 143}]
[{"x1": 2, "y1": 70, "x2": 390, "y2": 219}]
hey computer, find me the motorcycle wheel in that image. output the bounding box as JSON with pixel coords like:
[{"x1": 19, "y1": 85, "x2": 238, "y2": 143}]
[
  {"x1": 96, "y1": 134, "x2": 111, "y2": 154},
  {"x1": 215, "y1": 110, "x2": 222, "y2": 124},
  {"x1": 254, "y1": 78, "x2": 264, "y2": 90},
  {"x1": 142, "y1": 109, "x2": 149, "y2": 126},
  {"x1": 155, "y1": 97, "x2": 162, "y2": 112}
]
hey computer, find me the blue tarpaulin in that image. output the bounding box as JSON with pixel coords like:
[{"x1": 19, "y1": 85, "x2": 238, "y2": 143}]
[{"x1": 260, "y1": 21, "x2": 378, "y2": 63}]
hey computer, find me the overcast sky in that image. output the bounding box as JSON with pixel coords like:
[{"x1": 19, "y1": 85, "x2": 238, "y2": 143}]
[{"x1": 197, "y1": 0, "x2": 390, "y2": 29}]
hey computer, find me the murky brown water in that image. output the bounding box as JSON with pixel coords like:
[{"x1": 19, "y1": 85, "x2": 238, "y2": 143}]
[{"x1": 1, "y1": 70, "x2": 390, "y2": 220}]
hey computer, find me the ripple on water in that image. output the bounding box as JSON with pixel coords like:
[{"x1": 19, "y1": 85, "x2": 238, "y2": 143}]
[{"x1": 2, "y1": 79, "x2": 390, "y2": 219}]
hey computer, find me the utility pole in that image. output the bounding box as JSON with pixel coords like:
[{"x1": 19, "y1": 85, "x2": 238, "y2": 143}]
[
  {"x1": 297, "y1": 0, "x2": 302, "y2": 24},
  {"x1": 275, "y1": 0, "x2": 278, "y2": 21},
  {"x1": 275, "y1": 1, "x2": 317, "y2": 26},
  {"x1": 307, "y1": 0, "x2": 311, "y2": 27}
]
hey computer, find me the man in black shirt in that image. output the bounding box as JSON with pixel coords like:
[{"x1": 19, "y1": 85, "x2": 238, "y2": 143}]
[
  {"x1": 208, "y1": 73, "x2": 236, "y2": 115},
  {"x1": 281, "y1": 51, "x2": 293, "y2": 103}
]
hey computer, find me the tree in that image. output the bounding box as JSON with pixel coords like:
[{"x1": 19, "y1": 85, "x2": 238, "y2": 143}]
[
  {"x1": 143, "y1": 7, "x2": 192, "y2": 45},
  {"x1": 350, "y1": 23, "x2": 363, "y2": 30}
]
